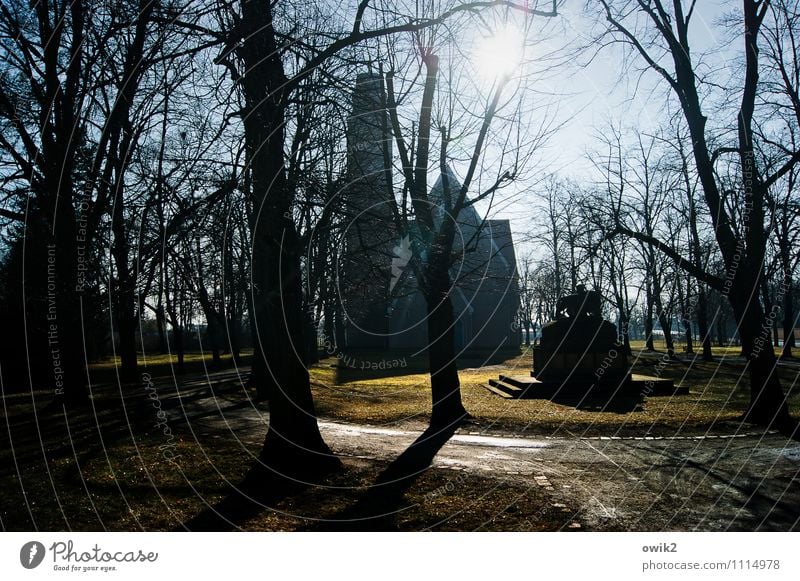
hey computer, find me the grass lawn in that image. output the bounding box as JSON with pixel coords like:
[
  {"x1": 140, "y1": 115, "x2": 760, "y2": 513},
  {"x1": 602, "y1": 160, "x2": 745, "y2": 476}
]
[
  {"x1": 1, "y1": 340, "x2": 797, "y2": 531},
  {"x1": 309, "y1": 341, "x2": 800, "y2": 437}
]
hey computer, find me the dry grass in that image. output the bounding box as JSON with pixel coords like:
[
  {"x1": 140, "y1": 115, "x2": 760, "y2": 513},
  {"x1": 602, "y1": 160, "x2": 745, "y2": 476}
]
[{"x1": 310, "y1": 342, "x2": 800, "y2": 437}]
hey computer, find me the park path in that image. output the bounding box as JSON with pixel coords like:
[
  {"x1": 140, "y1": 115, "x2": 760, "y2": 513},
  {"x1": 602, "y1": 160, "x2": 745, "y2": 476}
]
[{"x1": 160, "y1": 369, "x2": 800, "y2": 531}]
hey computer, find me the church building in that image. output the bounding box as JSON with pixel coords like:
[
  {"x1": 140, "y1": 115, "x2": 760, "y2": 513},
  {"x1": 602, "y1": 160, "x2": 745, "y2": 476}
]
[{"x1": 339, "y1": 73, "x2": 520, "y2": 355}]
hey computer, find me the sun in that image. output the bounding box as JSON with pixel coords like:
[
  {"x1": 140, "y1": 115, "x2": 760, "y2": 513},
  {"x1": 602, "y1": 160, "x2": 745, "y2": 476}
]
[{"x1": 474, "y1": 26, "x2": 524, "y2": 80}]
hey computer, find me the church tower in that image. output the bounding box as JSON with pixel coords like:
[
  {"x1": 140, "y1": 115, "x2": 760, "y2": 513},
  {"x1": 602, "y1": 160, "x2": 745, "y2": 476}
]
[{"x1": 339, "y1": 73, "x2": 395, "y2": 349}]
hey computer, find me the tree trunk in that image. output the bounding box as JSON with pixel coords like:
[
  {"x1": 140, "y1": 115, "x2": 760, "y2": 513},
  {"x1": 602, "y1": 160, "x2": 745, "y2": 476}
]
[
  {"x1": 228, "y1": 314, "x2": 242, "y2": 363},
  {"x1": 684, "y1": 305, "x2": 694, "y2": 355},
  {"x1": 164, "y1": 264, "x2": 184, "y2": 374},
  {"x1": 209, "y1": 317, "x2": 222, "y2": 366},
  {"x1": 696, "y1": 287, "x2": 713, "y2": 360},
  {"x1": 174, "y1": 324, "x2": 184, "y2": 372},
  {"x1": 104, "y1": 0, "x2": 157, "y2": 384},
  {"x1": 156, "y1": 304, "x2": 167, "y2": 354},
  {"x1": 424, "y1": 267, "x2": 468, "y2": 427},
  {"x1": 246, "y1": 280, "x2": 269, "y2": 398},
  {"x1": 678, "y1": 277, "x2": 694, "y2": 354},
  {"x1": 730, "y1": 0, "x2": 790, "y2": 427},
  {"x1": 773, "y1": 317, "x2": 780, "y2": 348},
  {"x1": 39, "y1": 0, "x2": 88, "y2": 404},
  {"x1": 617, "y1": 301, "x2": 632, "y2": 355},
  {"x1": 251, "y1": 214, "x2": 338, "y2": 475},
  {"x1": 781, "y1": 281, "x2": 795, "y2": 359},
  {"x1": 238, "y1": 0, "x2": 337, "y2": 480},
  {"x1": 654, "y1": 299, "x2": 675, "y2": 359},
  {"x1": 652, "y1": 268, "x2": 675, "y2": 358},
  {"x1": 111, "y1": 182, "x2": 138, "y2": 382},
  {"x1": 116, "y1": 303, "x2": 139, "y2": 381},
  {"x1": 717, "y1": 314, "x2": 727, "y2": 347},
  {"x1": 644, "y1": 279, "x2": 655, "y2": 351},
  {"x1": 52, "y1": 203, "x2": 90, "y2": 404},
  {"x1": 728, "y1": 286, "x2": 791, "y2": 426}
]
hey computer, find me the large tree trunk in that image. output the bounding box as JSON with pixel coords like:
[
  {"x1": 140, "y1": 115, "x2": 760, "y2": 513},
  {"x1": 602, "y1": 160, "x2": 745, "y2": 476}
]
[
  {"x1": 661, "y1": 0, "x2": 791, "y2": 428},
  {"x1": 251, "y1": 210, "x2": 338, "y2": 475},
  {"x1": 724, "y1": 0, "x2": 789, "y2": 428},
  {"x1": 728, "y1": 284, "x2": 790, "y2": 426},
  {"x1": 424, "y1": 265, "x2": 468, "y2": 427},
  {"x1": 52, "y1": 201, "x2": 90, "y2": 404},
  {"x1": 603, "y1": 25, "x2": 792, "y2": 419},
  {"x1": 238, "y1": 0, "x2": 337, "y2": 479},
  {"x1": 111, "y1": 194, "x2": 139, "y2": 382},
  {"x1": 104, "y1": 0, "x2": 156, "y2": 384},
  {"x1": 32, "y1": 0, "x2": 89, "y2": 404}
]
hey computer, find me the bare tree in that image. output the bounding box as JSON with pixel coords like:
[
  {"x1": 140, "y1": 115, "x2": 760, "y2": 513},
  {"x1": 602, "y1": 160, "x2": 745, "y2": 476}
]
[
  {"x1": 761, "y1": 0, "x2": 800, "y2": 358},
  {"x1": 214, "y1": 0, "x2": 558, "y2": 477},
  {"x1": 0, "y1": 0, "x2": 100, "y2": 402},
  {"x1": 594, "y1": 0, "x2": 799, "y2": 429}
]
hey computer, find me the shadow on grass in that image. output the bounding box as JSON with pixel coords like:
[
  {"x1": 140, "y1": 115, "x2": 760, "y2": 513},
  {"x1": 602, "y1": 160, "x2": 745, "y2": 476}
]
[
  {"x1": 181, "y1": 471, "x2": 306, "y2": 531},
  {"x1": 182, "y1": 421, "x2": 460, "y2": 532},
  {"x1": 309, "y1": 422, "x2": 461, "y2": 531}
]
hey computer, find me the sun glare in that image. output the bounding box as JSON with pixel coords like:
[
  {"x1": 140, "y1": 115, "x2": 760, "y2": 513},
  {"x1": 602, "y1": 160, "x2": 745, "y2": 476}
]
[{"x1": 474, "y1": 27, "x2": 524, "y2": 80}]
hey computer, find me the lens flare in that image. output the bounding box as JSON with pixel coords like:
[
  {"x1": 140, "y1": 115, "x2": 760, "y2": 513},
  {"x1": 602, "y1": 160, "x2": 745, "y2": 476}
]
[{"x1": 474, "y1": 26, "x2": 524, "y2": 80}]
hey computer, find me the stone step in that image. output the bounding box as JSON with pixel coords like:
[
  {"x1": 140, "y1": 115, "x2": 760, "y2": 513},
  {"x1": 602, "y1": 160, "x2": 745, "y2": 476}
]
[
  {"x1": 484, "y1": 373, "x2": 686, "y2": 400},
  {"x1": 498, "y1": 374, "x2": 539, "y2": 389},
  {"x1": 483, "y1": 382, "x2": 515, "y2": 399},
  {"x1": 488, "y1": 378, "x2": 526, "y2": 395}
]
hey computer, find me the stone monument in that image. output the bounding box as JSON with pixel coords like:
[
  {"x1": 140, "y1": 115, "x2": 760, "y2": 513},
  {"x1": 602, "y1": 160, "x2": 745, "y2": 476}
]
[
  {"x1": 532, "y1": 285, "x2": 629, "y2": 388},
  {"x1": 485, "y1": 284, "x2": 680, "y2": 400}
]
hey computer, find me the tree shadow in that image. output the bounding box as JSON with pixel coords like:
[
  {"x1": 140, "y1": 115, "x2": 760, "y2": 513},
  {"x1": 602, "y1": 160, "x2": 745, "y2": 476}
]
[
  {"x1": 633, "y1": 443, "x2": 800, "y2": 530},
  {"x1": 309, "y1": 422, "x2": 461, "y2": 531},
  {"x1": 181, "y1": 466, "x2": 316, "y2": 531},
  {"x1": 771, "y1": 417, "x2": 800, "y2": 442}
]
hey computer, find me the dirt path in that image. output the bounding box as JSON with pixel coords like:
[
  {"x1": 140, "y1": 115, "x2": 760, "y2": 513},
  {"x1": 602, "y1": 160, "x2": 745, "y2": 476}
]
[{"x1": 162, "y1": 370, "x2": 800, "y2": 531}]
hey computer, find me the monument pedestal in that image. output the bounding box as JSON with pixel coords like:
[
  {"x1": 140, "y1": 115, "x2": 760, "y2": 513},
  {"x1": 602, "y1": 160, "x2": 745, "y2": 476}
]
[{"x1": 532, "y1": 315, "x2": 630, "y2": 391}]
